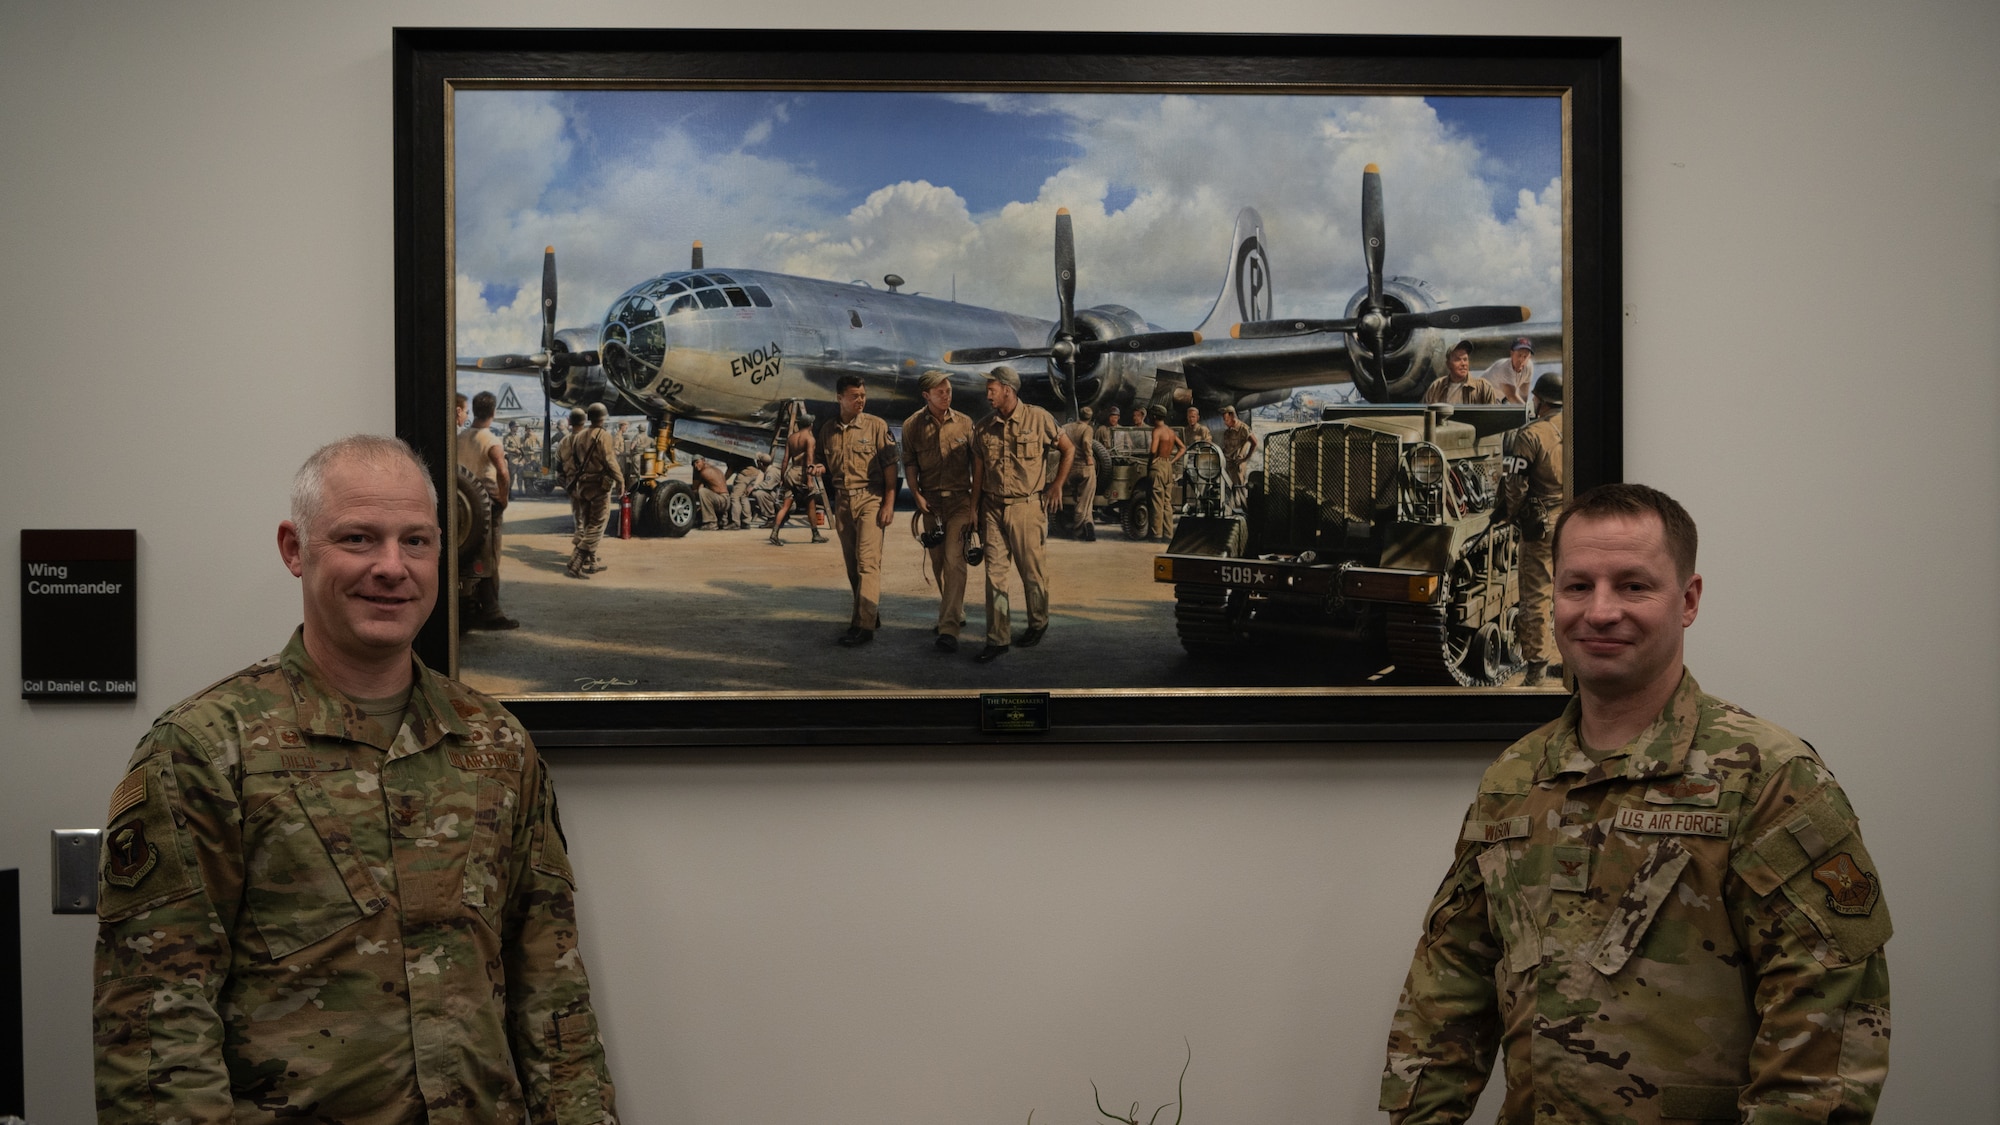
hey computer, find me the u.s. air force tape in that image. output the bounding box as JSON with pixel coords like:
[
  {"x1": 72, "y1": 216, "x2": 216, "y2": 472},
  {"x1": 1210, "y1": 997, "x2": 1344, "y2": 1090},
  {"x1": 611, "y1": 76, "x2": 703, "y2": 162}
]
[{"x1": 1613, "y1": 806, "x2": 1733, "y2": 838}]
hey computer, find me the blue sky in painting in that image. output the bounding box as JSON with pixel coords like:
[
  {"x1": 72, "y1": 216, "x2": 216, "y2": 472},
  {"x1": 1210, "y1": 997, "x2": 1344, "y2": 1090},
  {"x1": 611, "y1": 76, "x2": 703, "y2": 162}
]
[{"x1": 454, "y1": 89, "x2": 1564, "y2": 357}]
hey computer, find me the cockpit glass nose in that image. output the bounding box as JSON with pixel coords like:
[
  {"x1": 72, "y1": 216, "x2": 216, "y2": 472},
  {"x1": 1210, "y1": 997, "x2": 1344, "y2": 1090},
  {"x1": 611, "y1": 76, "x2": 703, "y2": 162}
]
[
  {"x1": 615, "y1": 296, "x2": 657, "y2": 329},
  {"x1": 601, "y1": 296, "x2": 667, "y2": 389}
]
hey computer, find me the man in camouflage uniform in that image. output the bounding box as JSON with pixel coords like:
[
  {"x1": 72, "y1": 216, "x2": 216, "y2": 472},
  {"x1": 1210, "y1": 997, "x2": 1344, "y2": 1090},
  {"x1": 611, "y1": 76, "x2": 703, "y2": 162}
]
[
  {"x1": 901, "y1": 369, "x2": 978, "y2": 652},
  {"x1": 1059, "y1": 406, "x2": 1097, "y2": 541},
  {"x1": 1382, "y1": 483, "x2": 1889, "y2": 1123},
  {"x1": 969, "y1": 365, "x2": 1072, "y2": 663},
  {"x1": 1503, "y1": 372, "x2": 1565, "y2": 687},
  {"x1": 817, "y1": 374, "x2": 898, "y2": 646},
  {"x1": 561, "y1": 403, "x2": 624, "y2": 578},
  {"x1": 92, "y1": 435, "x2": 618, "y2": 1124}
]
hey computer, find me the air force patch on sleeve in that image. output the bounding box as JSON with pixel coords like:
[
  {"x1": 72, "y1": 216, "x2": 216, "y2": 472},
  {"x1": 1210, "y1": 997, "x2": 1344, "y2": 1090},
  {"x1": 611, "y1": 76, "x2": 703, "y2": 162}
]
[
  {"x1": 1810, "y1": 852, "x2": 1881, "y2": 916},
  {"x1": 103, "y1": 822, "x2": 159, "y2": 889}
]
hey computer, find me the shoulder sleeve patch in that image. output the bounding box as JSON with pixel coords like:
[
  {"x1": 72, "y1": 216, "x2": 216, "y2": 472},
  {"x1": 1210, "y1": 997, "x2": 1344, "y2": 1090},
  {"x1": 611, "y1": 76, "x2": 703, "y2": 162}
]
[
  {"x1": 1779, "y1": 834, "x2": 1892, "y2": 966},
  {"x1": 98, "y1": 760, "x2": 200, "y2": 922},
  {"x1": 107, "y1": 769, "x2": 147, "y2": 823},
  {"x1": 1732, "y1": 786, "x2": 1856, "y2": 897}
]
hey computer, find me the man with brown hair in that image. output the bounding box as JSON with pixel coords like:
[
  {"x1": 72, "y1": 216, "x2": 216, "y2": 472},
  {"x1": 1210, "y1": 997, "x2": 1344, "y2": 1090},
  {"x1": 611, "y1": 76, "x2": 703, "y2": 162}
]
[
  {"x1": 1382, "y1": 482, "x2": 1890, "y2": 1123},
  {"x1": 902, "y1": 369, "x2": 977, "y2": 651},
  {"x1": 1421, "y1": 341, "x2": 1501, "y2": 405},
  {"x1": 769, "y1": 402, "x2": 827, "y2": 546},
  {"x1": 455, "y1": 390, "x2": 517, "y2": 630},
  {"x1": 969, "y1": 365, "x2": 1072, "y2": 662},
  {"x1": 818, "y1": 375, "x2": 898, "y2": 646},
  {"x1": 1145, "y1": 405, "x2": 1184, "y2": 541}
]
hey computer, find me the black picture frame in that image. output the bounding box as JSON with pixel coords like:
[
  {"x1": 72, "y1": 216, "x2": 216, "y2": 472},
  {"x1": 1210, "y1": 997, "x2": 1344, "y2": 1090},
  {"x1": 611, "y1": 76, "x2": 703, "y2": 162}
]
[{"x1": 393, "y1": 28, "x2": 1620, "y2": 749}]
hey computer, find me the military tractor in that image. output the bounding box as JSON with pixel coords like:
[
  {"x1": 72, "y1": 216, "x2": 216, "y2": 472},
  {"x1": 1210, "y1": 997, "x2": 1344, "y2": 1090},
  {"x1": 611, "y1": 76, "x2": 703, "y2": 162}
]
[{"x1": 1151, "y1": 404, "x2": 1528, "y2": 686}]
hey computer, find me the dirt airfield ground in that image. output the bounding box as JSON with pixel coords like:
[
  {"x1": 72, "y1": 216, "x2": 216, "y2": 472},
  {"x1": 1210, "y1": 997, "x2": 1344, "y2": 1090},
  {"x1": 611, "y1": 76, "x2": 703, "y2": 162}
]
[{"x1": 456, "y1": 494, "x2": 1417, "y2": 697}]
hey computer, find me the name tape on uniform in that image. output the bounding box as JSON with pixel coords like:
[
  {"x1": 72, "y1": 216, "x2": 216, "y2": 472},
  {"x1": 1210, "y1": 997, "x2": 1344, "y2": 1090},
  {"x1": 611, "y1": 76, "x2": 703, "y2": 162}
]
[
  {"x1": 1613, "y1": 806, "x2": 1733, "y2": 838},
  {"x1": 1462, "y1": 816, "x2": 1531, "y2": 843}
]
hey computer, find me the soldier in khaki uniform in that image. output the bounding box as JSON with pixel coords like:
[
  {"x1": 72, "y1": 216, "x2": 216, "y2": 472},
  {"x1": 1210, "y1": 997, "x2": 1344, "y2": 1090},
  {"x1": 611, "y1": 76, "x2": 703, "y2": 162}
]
[
  {"x1": 969, "y1": 365, "x2": 1073, "y2": 663},
  {"x1": 817, "y1": 375, "x2": 897, "y2": 646},
  {"x1": 1216, "y1": 404, "x2": 1257, "y2": 510},
  {"x1": 1145, "y1": 406, "x2": 1184, "y2": 540},
  {"x1": 1095, "y1": 404, "x2": 1122, "y2": 449},
  {"x1": 1383, "y1": 484, "x2": 1889, "y2": 1123},
  {"x1": 560, "y1": 403, "x2": 625, "y2": 578},
  {"x1": 727, "y1": 457, "x2": 764, "y2": 530},
  {"x1": 691, "y1": 456, "x2": 729, "y2": 530},
  {"x1": 1059, "y1": 406, "x2": 1097, "y2": 541},
  {"x1": 901, "y1": 369, "x2": 978, "y2": 652},
  {"x1": 1420, "y1": 340, "x2": 1502, "y2": 405},
  {"x1": 1504, "y1": 372, "x2": 1565, "y2": 686},
  {"x1": 92, "y1": 436, "x2": 617, "y2": 1123}
]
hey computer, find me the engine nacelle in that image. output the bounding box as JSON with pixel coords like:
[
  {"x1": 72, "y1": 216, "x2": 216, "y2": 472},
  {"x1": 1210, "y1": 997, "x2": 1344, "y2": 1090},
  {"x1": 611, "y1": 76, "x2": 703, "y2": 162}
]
[
  {"x1": 544, "y1": 327, "x2": 617, "y2": 411},
  {"x1": 1342, "y1": 277, "x2": 1457, "y2": 402},
  {"x1": 1041, "y1": 304, "x2": 1160, "y2": 413}
]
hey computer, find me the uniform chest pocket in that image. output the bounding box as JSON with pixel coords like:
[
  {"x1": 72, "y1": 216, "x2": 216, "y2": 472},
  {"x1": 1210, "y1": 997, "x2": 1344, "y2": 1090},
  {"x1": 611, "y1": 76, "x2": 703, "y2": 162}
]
[
  {"x1": 389, "y1": 771, "x2": 518, "y2": 928},
  {"x1": 1586, "y1": 837, "x2": 1693, "y2": 976},
  {"x1": 460, "y1": 776, "x2": 518, "y2": 917},
  {"x1": 1477, "y1": 844, "x2": 1544, "y2": 973},
  {"x1": 243, "y1": 778, "x2": 387, "y2": 959}
]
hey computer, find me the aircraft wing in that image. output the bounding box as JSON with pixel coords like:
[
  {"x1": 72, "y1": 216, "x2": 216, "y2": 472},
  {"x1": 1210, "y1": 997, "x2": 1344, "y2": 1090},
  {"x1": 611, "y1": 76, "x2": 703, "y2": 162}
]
[{"x1": 1173, "y1": 333, "x2": 1358, "y2": 397}]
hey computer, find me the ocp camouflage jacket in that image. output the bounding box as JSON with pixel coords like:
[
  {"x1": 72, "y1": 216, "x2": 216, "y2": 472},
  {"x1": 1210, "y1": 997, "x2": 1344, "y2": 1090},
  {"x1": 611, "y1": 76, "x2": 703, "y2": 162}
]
[
  {"x1": 1383, "y1": 672, "x2": 1890, "y2": 1123},
  {"x1": 93, "y1": 630, "x2": 618, "y2": 1124}
]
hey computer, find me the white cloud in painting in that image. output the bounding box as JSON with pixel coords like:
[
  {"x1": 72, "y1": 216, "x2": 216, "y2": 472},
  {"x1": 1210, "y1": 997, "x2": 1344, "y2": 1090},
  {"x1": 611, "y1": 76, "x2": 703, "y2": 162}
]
[{"x1": 453, "y1": 90, "x2": 1562, "y2": 361}]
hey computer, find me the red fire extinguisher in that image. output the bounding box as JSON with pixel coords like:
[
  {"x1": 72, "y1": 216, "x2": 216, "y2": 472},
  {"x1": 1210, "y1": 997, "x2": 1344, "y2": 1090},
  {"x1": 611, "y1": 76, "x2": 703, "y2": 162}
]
[{"x1": 619, "y1": 493, "x2": 633, "y2": 539}]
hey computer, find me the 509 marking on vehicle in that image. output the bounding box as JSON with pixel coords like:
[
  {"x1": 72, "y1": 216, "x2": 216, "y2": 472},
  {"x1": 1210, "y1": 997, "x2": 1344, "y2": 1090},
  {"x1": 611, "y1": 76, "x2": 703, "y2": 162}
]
[{"x1": 1153, "y1": 403, "x2": 1529, "y2": 686}]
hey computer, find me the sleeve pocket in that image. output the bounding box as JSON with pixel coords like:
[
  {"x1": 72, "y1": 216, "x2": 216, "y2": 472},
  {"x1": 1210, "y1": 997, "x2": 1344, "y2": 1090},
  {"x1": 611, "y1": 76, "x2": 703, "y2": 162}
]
[
  {"x1": 92, "y1": 976, "x2": 155, "y2": 1119},
  {"x1": 546, "y1": 1006, "x2": 610, "y2": 1124}
]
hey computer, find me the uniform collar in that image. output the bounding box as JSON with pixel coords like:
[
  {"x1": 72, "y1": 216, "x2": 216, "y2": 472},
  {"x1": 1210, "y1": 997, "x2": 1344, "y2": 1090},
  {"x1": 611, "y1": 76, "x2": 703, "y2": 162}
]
[
  {"x1": 1536, "y1": 669, "x2": 1704, "y2": 787},
  {"x1": 277, "y1": 627, "x2": 471, "y2": 759}
]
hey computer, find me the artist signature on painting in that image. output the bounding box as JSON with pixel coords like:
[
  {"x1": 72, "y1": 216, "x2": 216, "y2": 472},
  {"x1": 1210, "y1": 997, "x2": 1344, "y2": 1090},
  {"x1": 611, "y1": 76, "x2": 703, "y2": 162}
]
[{"x1": 574, "y1": 676, "x2": 639, "y2": 691}]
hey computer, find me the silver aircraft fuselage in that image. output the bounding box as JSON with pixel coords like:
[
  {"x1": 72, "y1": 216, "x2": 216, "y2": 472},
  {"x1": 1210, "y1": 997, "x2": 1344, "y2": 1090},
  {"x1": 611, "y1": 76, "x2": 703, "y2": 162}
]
[{"x1": 596, "y1": 268, "x2": 1058, "y2": 426}]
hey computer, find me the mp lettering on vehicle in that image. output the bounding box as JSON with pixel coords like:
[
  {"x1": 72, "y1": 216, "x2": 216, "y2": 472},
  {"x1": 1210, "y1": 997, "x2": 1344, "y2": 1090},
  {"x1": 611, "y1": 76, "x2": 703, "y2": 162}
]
[
  {"x1": 729, "y1": 341, "x2": 784, "y2": 385},
  {"x1": 1612, "y1": 806, "x2": 1733, "y2": 838}
]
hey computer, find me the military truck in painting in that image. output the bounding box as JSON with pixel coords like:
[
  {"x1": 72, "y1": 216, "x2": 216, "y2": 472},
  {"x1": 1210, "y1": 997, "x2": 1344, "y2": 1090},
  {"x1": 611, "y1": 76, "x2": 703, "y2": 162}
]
[{"x1": 1151, "y1": 404, "x2": 1527, "y2": 685}]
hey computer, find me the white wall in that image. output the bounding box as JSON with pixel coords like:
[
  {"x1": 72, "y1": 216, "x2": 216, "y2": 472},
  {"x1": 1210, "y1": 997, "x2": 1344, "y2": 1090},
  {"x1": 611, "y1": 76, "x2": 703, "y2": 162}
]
[{"x1": 3, "y1": 1, "x2": 1994, "y2": 1121}]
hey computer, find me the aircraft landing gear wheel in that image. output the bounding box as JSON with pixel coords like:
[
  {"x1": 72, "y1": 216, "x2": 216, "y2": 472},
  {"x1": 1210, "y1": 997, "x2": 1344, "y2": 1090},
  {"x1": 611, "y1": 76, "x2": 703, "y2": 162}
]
[{"x1": 646, "y1": 480, "x2": 696, "y2": 538}]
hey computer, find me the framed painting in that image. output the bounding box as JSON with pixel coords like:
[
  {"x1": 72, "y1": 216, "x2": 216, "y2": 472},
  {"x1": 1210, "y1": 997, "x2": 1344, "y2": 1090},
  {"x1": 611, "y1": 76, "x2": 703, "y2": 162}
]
[{"x1": 393, "y1": 28, "x2": 1621, "y2": 747}]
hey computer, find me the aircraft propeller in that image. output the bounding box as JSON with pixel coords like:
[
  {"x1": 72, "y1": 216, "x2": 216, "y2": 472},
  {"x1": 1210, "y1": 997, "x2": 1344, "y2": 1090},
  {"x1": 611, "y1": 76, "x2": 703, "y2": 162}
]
[
  {"x1": 1231, "y1": 165, "x2": 1529, "y2": 402},
  {"x1": 944, "y1": 208, "x2": 1201, "y2": 421},
  {"x1": 468, "y1": 246, "x2": 602, "y2": 378}
]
